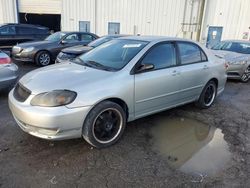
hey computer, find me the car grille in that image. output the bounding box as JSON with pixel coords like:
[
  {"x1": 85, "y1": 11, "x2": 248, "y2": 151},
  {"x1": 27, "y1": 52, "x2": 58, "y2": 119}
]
[{"x1": 13, "y1": 83, "x2": 31, "y2": 102}]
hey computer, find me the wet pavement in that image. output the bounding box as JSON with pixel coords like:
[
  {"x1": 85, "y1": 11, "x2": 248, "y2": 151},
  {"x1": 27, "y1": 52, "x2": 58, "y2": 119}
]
[
  {"x1": 149, "y1": 117, "x2": 231, "y2": 176},
  {"x1": 0, "y1": 62, "x2": 250, "y2": 187}
]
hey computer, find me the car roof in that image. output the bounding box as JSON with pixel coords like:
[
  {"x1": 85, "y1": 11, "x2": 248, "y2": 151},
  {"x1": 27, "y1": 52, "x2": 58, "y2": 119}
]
[
  {"x1": 60, "y1": 31, "x2": 99, "y2": 37},
  {"x1": 221, "y1": 40, "x2": 250, "y2": 44},
  {"x1": 1, "y1": 23, "x2": 48, "y2": 29},
  {"x1": 118, "y1": 35, "x2": 197, "y2": 43},
  {"x1": 102, "y1": 34, "x2": 130, "y2": 38}
]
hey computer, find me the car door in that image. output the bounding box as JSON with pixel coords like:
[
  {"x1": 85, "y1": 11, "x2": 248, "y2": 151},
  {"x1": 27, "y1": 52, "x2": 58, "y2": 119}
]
[
  {"x1": 176, "y1": 42, "x2": 210, "y2": 102},
  {"x1": 134, "y1": 42, "x2": 182, "y2": 118}
]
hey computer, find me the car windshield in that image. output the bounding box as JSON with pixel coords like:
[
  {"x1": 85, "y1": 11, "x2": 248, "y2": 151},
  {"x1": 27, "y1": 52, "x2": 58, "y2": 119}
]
[
  {"x1": 212, "y1": 41, "x2": 250, "y2": 54},
  {"x1": 45, "y1": 32, "x2": 66, "y2": 41},
  {"x1": 88, "y1": 36, "x2": 113, "y2": 48},
  {"x1": 75, "y1": 39, "x2": 148, "y2": 71}
]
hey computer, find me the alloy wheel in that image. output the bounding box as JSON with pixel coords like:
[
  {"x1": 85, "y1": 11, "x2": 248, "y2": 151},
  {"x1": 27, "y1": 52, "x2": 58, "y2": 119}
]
[
  {"x1": 204, "y1": 84, "x2": 216, "y2": 107},
  {"x1": 241, "y1": 66, "x2": 250, "y2": 82},
  {"x1": 39, "y1": 53, "x2": 50, "y2": 66},
  {"x1": 92, "y1": 108, "x2": 123, "y2": 144}
]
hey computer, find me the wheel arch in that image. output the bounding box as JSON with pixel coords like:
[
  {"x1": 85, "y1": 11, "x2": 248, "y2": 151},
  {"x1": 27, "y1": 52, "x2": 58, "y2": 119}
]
[
  {"x1": 209, "y1": 78, "x2": 218, "y2": 88},
  {"x1": 86, "y1": 97, "x2": 130, "y2": 122}
]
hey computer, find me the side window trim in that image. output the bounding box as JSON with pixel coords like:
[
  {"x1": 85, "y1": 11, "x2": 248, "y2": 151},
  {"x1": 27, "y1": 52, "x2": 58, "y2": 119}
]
[
  {"x1": 131, "y1": 41, "x2": 178, "y2": 74},
  {"x1": 176, "y1": 41, "x2": 208, "y2": 66}
]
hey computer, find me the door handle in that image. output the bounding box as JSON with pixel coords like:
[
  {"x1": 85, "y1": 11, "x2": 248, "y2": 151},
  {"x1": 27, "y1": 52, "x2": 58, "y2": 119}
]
[
  {"x1": 203, "y1": 65, "x2": 209, "y2": 70},
  {"x1": 172, "y1": 70, "x2": 180, "y2": 76}
]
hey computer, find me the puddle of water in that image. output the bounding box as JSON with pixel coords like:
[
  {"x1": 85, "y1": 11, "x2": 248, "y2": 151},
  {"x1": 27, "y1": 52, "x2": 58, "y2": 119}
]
[{"x1": 149, "y1": 117, "x2": 231, "y2": 176}]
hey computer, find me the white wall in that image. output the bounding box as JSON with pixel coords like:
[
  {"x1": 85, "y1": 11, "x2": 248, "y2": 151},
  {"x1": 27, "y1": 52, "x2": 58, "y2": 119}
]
[
  {"x1": 0, "y1": 0, "x2": 18, "y2": 24},
  {"x1": 61, "y1": 0, "x2": 186, "y2": 37},
  {"x1": 18, "y1": 0, "x2": 62, "y2": 14},
  {"x1": 201, "y1": 0, "x2": 250, "y2": 42}
]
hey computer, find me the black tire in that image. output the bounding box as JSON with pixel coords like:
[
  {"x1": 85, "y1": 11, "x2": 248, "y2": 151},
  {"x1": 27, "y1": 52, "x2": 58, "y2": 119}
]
[
  {"x1": 240, "y1": 66, "x2": 250, "y2": 83},
  {"x1": 35, "y1": 51, "x2": 51, "y2": 66},
  {"x1": 196, "y1": 80, "x2": 217, "y2": 109},
  {"x1": 82, "y1": 101, "x2": 126, "y2": 148}
]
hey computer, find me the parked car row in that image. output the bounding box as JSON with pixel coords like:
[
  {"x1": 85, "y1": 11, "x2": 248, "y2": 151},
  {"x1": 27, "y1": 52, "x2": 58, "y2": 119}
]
[
  {"x1": 8, "y1": 36, "x2": 227, "y2": 148},
  {"x1": 0, "y1": 23, "x2": 249, "y2": 149}
]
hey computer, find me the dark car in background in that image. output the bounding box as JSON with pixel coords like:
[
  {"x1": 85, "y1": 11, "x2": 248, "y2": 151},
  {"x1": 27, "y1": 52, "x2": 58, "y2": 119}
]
[
  {"x1": 12, "y1": 31, "x2": 98, "y2": 66},
  {"x1": 56, "y1": 34, "x2": 128, "y2": 63},
  {"x1": 0, "y1": 23, "x2": 49, "y2": 52}
]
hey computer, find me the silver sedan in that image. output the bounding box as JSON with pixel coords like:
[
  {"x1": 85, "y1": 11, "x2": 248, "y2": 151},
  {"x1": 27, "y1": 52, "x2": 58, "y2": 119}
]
[
  {"x1": 211, "y1": 40, "x2": 250, "y2": 82},
  {"x1": 9, "y1": 36, "x2": 227, "y2": 148},
  {"x1": 0, "y1": 51, "x2": 18, "y2": 91}
]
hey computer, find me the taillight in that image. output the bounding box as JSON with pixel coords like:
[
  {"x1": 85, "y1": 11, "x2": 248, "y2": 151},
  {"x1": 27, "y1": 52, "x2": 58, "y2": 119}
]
[{"x1": 0, "y1": 57, "x2": 11, "y2": 64}]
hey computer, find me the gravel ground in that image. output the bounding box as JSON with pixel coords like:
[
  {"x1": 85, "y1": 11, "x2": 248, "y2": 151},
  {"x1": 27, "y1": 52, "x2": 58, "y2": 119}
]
[{"x1": 0, "y1": 62, "x2": 250, "y2": 188}]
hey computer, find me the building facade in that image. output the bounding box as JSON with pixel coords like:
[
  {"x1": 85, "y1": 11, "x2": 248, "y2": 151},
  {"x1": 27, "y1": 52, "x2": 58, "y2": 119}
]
[{"x1": 1, "y1": 0, "x2": 250, "y2": 46}]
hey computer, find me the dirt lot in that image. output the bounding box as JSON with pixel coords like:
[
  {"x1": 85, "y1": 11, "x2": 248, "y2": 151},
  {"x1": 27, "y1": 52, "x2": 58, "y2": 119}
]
[{"x1": 0, "y1": 62, "x2": 250, "y2": 188}]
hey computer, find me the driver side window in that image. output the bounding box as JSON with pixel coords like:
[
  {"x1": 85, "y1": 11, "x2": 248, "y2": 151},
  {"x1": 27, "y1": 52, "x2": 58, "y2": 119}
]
[
  {"x1": 140, "y1": 43, "x2": 177, "y2": 70},
  {"x1": 64, "y1": 34, "x2": 79, "y2": 42}
]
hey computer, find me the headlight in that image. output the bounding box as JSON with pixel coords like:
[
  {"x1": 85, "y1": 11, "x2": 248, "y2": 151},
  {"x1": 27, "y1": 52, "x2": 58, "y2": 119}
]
[
  {"x1": 230, "y1": 60, "x2": 247, "y2": 65},
  {"x1": 22, "y1": 47, "x2": 35, "y2": 53},
  {"x1": 30, "y1": 90, "x2": 77, "y2": 107}
]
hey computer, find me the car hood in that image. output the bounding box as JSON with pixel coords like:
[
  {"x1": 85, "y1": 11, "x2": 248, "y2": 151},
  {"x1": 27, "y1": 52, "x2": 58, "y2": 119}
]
[
  {"x1": 61, "y1": 45, "x2": 93, "y2": 55},
  {"x1": 211, "y1": 50, "x2": 250, "y2": 62},
  {"x1": 17, "y1": 40, "x2": 55, "y2": 48},
  {"x1": 19, "y1": 62, "x2": 114, "y2": 94}
]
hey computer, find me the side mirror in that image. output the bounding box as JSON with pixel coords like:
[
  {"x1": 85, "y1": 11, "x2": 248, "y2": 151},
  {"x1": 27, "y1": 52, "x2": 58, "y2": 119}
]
[
  {"x1": 136, "y1": 63, "x2": 154, "y2": 73},
  {"x1": 61, "y1": 40, "x2": 68, "y2": 45}
]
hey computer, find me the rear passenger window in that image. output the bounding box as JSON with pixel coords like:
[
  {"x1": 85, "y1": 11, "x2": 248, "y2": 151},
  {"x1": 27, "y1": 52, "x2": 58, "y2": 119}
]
[
  {"x1": 178, "y1": 42, "x2": 207, "y2": 65},
  {"x1": 141, "y1": 43, "x2": 176, "y2": 70},
  {"x1": 80, "y1": 34, "x2": 94, "y2": 41}
]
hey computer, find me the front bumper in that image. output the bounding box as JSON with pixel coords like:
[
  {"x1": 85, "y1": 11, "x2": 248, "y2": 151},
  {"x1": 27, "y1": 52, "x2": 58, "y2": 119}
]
[
  {"x1": 12, "y1": 51, "x2": 36, "y2": 62},
  {"x1": 226, "y1": 63, "x2": 248, "y2": 79},
  {"x1": 8, "y1": 89, "x2": 92, "y2": 140}
]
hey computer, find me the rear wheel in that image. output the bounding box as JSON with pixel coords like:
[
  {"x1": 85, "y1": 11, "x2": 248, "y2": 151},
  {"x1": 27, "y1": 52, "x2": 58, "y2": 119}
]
[
  {"x1": 196, "y1": 80, "x2": 217, "y2": 109},
  {"x1": 35, "y1": 51, "x2": 51, "y2": 66},
  {"x1": 82, "y1": 101, "x2": 126, "y2": 148},
  {"x1": 240, "y1": 66, "x2": 250, "y2": 83}
]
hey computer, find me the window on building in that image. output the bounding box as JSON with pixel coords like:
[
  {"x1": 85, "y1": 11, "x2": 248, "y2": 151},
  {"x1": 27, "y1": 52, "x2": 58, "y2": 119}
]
[
  {"x1": 79, "y1": 21, "x2": 90, "y2": 32},
  {"x1": 141, "y1": 43, "x2": 176, "y2": 70},
  {"x1": 108, "y1": 22, "x2": 120, "y2": 34}
]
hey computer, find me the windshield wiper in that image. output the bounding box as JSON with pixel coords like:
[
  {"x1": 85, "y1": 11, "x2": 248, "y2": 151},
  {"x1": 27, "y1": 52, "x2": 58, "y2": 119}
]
[
  {"x1": 72, "y1": 58, "x2": 95, "y2": 68},
  {"x1": 87, "y1": 61, "x2": 117, "y2": 71}
]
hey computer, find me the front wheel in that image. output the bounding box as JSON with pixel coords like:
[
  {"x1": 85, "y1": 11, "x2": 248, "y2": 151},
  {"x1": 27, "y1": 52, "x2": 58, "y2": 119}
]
[
  {"x1": 196, "y1": 80, "x2": 217, "y2": 109},
  {"x1": 240, "y1": 66, "x2": 250, "y2": 83},
  {"x1": 82, "y1": 101, "x2": 126, "y2": 148},
  {"x1": 35, "y1": 51, "x2": 51, "y2": 66}
]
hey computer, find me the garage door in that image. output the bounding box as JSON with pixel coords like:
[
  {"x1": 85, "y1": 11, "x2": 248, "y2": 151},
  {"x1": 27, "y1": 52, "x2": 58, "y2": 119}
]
[{"x1": 18, "y1": 0, "x2": 62, "y2": 14}]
